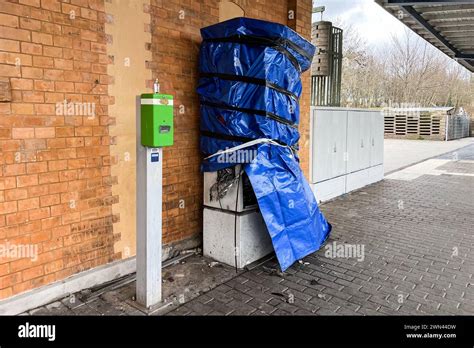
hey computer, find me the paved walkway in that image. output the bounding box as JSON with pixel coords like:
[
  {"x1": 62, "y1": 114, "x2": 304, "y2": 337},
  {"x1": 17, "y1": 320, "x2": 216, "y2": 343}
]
[
  {"x1": 384, "y1": 137, "x2": 474, "y2": 174},
  {"x1": 22, "y1": 144, "x2": 474, "y2": 316},
  {"x1": 167, "y1": 144, "x2": 474, "y2": 316}
]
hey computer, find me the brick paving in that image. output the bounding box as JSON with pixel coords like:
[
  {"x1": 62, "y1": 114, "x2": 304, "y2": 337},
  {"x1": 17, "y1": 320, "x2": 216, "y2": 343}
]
[
  {"x1": 23, "y1": 144, "x2": 474, "y2": 316},
  {"x1": 167, "y1": 145, "x2": 474, "y2": 316}
]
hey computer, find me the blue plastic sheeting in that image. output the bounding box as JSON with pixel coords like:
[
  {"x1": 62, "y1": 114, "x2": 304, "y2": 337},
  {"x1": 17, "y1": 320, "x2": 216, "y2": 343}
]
[
  {"x1": 198, "y1": 17, "x2": 331, "y2": 271},
  {"x1": 200, "y1": 17, "x2": 315, "y2": 72},
  {"x1": 245, "y1": 144, "x2": 331, "y2": 271},
  {"x1": 198, "y1": 79, "x2": 300, "y2": 124},
  {"x1": 200, "y1": 44, "x2": 303, "y2": 95}
]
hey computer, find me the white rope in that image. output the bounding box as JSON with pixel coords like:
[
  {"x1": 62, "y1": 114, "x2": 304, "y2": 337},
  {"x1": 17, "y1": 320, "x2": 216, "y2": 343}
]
[{"x1": 204, "y1": 138, "x2": 289, "y2": 160}]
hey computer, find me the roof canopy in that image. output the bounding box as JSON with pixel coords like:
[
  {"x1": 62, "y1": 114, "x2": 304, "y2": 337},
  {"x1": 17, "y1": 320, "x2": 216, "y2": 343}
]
[{"x1": 376, "y1": 0, "x2": 474, "y2": 72}]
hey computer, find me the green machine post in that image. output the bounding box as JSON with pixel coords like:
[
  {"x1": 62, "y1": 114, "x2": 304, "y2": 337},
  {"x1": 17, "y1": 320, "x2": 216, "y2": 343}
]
[
  {"x1": 140, "y1": 93, "x2": 174, "y2": 147},
  {"x1": 136, "y1": 92, "x2": 174, "y2": 309}
]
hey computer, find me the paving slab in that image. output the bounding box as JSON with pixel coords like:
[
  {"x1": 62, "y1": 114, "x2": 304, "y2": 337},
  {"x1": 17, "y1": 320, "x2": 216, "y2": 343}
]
[{"x1": 384, "y1": 137, "x2": 474, "y2": 174}]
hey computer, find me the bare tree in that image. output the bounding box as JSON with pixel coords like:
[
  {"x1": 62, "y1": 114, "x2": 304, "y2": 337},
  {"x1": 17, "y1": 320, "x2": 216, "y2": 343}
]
[
  {"x1": 337, "y1": 22, "x2": 386, "y2": 108},
  {"x1": 334, "y1": 23, "x2": 473, "y2": 109}
]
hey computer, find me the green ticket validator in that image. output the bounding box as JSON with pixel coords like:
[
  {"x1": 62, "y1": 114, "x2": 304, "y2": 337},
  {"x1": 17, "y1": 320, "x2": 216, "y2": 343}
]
[{"x1": 140, "y1": 93, "x2": 174, "y2": 147}]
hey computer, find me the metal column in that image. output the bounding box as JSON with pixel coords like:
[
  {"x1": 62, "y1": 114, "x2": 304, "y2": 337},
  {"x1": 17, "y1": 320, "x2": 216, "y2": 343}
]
[{"x1": 136, "y1": 110, "x2": 163, "y2": 308}]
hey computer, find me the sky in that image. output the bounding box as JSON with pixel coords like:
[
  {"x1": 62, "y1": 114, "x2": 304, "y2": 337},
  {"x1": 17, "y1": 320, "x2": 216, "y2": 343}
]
[
  {"x1": 310, "y1": 0, "x2": 473, "y2": 76},
  {"x1": 311, "y1": 0, "x2": 407, "y2": 48}
]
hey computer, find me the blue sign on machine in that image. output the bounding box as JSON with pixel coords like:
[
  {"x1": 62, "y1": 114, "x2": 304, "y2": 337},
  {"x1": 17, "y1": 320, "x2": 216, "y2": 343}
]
[{"x1": 151, "y1": 152, "x2": 159, "y2": 163}]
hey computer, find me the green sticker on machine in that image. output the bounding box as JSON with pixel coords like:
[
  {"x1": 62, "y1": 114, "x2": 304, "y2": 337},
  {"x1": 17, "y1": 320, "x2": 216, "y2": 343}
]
[{"x1": 140, "y1": 93, "x2": 174, "y2": 147}]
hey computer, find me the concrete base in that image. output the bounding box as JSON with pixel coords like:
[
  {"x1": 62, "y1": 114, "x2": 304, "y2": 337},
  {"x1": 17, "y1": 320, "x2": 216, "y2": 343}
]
[
  {"x1": 203, "y1": 208, "x2": 273, "y2": 269},
  {"x1": 312, "y1": 176, "x2": 346, "y2": 202},
  {"x1": 126, "y1": 296, "x2": 174, "y2": 315},
  {"x1": 346, "y1": 168, "x2": 370, "y2": 192},
  {"x1": 312, "y1": 164, "x2": 384, "y2": 203},
  {"x1": 368, "y1": 164, "x2": 384, "y2": 184}
]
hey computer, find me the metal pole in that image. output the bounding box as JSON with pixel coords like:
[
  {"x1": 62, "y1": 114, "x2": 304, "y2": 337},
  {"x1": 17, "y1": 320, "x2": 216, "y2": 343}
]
[{"x1": 136, "y1": 101, "x2": 163, "y2": 308}]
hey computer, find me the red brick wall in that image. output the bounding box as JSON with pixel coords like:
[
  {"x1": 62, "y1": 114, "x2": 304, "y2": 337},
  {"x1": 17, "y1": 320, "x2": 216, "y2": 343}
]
[
  {"x1": 0, "y1": 0, "x2": 312, "y2": 300},
  {"x1": 288, "y1": 0, "x2": 312, "y2": 177},
  {"x1": 0, "y1": 0, "x2": 118, "y2": 300}
]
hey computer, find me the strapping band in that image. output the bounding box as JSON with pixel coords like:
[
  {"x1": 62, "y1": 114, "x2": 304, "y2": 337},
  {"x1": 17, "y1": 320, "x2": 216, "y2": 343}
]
[
  {"x1": 200, "y1": 130, "x2": 292, "y2": 148},
  {"x1": 200, "y1": 100, "x2": 297, "y2": 129},
  {"x1": 203, "y1": 35, "x2": 310, "y2": 72},
  {"x1": 199, "y1": 72, "x2": 299, "y2": 101}
]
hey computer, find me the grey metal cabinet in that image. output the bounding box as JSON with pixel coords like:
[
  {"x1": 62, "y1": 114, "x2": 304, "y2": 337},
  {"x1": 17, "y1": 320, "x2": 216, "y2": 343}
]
[
  {"x1": 311, "y1": 107, "x2": 384, "y2": 202},
  {"x1": 347, "y1": 111, "x2": 371, "y2": 173},
  {"x1": 370, "y1": 112, "x2": 384, "y2": 166},
  {"x1": 312, "y1": 109, "x2": 347, "y2": 183}
]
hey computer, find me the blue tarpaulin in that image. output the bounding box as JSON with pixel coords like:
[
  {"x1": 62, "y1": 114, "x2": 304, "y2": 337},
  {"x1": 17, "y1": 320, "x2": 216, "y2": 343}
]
[{"x1": 198, "y1": 17, "x2": 331, "y2": 271}]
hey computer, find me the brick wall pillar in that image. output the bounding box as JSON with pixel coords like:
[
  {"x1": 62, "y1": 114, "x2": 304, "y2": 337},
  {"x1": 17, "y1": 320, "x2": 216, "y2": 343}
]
[{"x1": 287, "y1": 0, "x2": 312, "y2": 179}]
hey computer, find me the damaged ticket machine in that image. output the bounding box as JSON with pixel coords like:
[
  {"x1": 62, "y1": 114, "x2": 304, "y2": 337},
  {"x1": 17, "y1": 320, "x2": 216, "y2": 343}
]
[
  {"x1": 203, "y1": 165, "x2": 274, "y2": 269},
  {"x1": 199, "y1": 18, "x2": 331, "y2": 271},
  {"x1": 136, "y1": 90, "x2": 173, "y2": 309}
]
